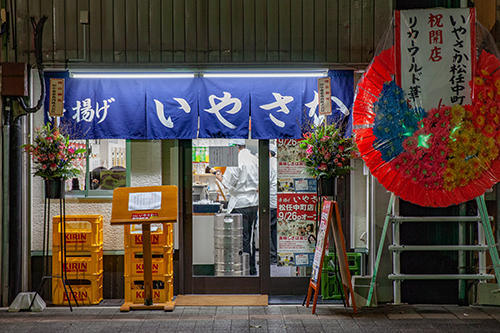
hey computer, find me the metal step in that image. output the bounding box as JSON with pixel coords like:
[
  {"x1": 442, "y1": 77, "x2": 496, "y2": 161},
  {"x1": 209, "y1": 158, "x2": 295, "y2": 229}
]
[
  {"x1": 389, "y1": 245, "x2": 489, "y2": 251},
  {"x1": 367, "y1": 194, "x2": 500, "y2": 306},
  {"x1": 388, "y1": 274, "x2": 494, "y2": 280},
  {"x1": 389, "y1": 216, "x2": 493, "y2": 223}
]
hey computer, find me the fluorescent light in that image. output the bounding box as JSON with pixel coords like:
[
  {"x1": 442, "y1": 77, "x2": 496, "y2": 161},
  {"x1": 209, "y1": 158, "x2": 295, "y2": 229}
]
[
  {"x1": 70, "y1": 73, "x2": 196, "y2": 79},
  {"x1": 69, "y1": 70, "x2": 328, "y2": 79},
  {"x1": 203, "y1": 72, "x2": 327, "y2": 78}
]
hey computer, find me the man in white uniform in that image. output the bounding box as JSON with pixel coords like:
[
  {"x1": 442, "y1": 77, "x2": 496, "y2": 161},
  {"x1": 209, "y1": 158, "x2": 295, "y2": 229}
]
[
  {"x1": 269, "y1": 144, "x2": 278, "y2": 265},
  {"x1": 216, "y1": 139, "x2": 259, "y2": 275}
]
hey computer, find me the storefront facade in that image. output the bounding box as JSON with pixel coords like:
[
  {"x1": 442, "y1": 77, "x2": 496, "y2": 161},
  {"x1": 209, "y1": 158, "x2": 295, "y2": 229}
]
[
  {"x1": 35, "y1": 68, "x2": 355, "y2": 296},
  {"x1": 5, "y1": 0, "x2": 499, "y2": 308},
  {"x1": 1, "y1": 0, "x2": 397, "y2": 305}
]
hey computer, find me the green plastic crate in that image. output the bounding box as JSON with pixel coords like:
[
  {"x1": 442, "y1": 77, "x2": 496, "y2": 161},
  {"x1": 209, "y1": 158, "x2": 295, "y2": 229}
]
[{"x1": 321, "y1": 252, "x2": 362, "y2": 300}]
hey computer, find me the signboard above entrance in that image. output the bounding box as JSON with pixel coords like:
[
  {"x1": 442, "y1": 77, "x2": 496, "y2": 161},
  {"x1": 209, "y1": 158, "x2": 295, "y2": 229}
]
[{"x1": 44, "y1": 70, "x2": 354, "y2": 140}]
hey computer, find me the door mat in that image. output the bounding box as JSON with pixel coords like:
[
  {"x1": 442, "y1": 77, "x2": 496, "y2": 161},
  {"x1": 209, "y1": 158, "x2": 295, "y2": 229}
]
[{"x1": 175, "y1": 295, "x2": 268, "y2": 306}]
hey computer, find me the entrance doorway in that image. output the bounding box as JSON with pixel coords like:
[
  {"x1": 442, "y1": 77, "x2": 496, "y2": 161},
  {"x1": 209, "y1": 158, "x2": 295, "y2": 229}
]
[{"x1": 179, "y1": 140, "x2": 311, "y2": 296}]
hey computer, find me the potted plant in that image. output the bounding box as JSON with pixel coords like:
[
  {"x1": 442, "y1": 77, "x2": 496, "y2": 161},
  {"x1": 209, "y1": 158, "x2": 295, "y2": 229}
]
[
  {"x1": 299, "y1": 121, "x2": 357, "y2": 196},
  {"x1": 22, "y1": 123, "x2": 86, "y2": 198}
]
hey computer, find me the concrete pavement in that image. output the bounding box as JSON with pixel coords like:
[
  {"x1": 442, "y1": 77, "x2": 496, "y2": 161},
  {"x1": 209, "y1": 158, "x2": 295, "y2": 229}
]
[{"x1": 1, "y1": 303, "x2": 500, "y2": 332}]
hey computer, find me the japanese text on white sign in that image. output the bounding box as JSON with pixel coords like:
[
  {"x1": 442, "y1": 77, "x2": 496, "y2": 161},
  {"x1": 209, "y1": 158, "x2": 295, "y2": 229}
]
[
  {"x1": 398, "y1": 8, "x2": 474, "y2": 110},
  {"x1": 128, "y1": 192, "x2": 162, "y2": 211}
]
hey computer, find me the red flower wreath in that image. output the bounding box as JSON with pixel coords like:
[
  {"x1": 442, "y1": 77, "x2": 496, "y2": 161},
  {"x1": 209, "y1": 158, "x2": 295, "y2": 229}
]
[{"x1": 353, "y1": 48, "x2": 500, "y2": 207}]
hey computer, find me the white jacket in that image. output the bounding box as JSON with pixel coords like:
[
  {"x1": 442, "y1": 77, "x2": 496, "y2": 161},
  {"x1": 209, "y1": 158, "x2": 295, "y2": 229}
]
[{"x1": 222, "y1": 148, "x2": 259, "y2": 212}]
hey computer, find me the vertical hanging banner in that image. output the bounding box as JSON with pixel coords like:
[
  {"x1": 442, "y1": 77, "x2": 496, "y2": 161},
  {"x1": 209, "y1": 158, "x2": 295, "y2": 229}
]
[
  {"x1": 92, "y1": 79, "x2": 148, "y2": 139},
  {"x1": 146, "y1": 78, "x2": 199, "y2": 139},
  {"x1": 198, "y1": 78, "x2": 250, "y2": 138},
  {"x1": 250, "y1": 78, "x2": 305, "y2": 139},
  {"x1": 396, "y1": 8, "x2": 475, "y2": 110},
  {"x1": 49, "y1": 78, "x2": 65, "y2": 117},
  {"x1": 44, "y1": 76, "x2": 149, "y2": 139}
]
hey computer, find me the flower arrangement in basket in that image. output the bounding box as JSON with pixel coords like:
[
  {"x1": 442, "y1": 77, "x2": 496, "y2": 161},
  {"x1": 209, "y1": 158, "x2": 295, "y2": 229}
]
[
  {"x1": 22, "y1": 123, "x2": 86, "y2": 180},
  {"x1": 299, "y1": 121, "x2": 357, "y2": 179}
]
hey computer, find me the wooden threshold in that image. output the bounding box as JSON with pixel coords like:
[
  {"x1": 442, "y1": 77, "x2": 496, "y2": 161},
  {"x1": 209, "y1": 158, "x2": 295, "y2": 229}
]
[{"x1": 175, "y1": 294, "x2": 268, "y2": 306}]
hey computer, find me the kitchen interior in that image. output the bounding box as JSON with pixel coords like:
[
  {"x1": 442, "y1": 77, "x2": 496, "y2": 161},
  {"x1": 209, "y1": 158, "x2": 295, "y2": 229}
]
[{"x1": 191, "y1": 139, "x2": 259, "y2": 276}]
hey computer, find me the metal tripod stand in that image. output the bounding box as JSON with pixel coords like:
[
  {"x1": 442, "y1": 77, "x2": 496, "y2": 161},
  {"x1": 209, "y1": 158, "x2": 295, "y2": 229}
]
[{"x1": 29, "y1": 194, "x2": 78, "y2": 311}]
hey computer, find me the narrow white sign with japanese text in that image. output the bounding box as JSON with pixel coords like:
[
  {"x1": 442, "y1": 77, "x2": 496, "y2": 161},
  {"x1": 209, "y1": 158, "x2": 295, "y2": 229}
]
[
  {"x1": 49, "y1": 78, "x2": 65, "y2": 117},
  {"x1": 317, "y1": 77, "x2": 332, "y2": 116}
]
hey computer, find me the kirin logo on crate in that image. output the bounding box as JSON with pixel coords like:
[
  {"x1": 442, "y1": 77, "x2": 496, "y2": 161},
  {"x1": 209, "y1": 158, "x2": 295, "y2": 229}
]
[
  {"x1": 135, "y1": 290, "x2": 162, "y2": 300},
  {"x1": 133, "y1": 234, "x2": 161, "y2": 246},
  {"x1": 64, "y1": 262, "x2": 88, "y2": 273},
  {"x1": 130, "y1": 213, "x2": 162, "y2": 246},
  {"x1": 63, "y1": 291, "x2": 88, "y2": 302},
  {"x1": 65, "y1": 233, "x2": 87, "y2": 243},
  {"x1": 135, "y1": 263, "x2": 159, "y2": 274}
]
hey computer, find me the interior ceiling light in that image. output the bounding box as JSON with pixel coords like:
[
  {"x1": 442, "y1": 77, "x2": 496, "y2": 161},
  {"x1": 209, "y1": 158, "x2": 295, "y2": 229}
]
[
  {"x1": 202, "y1": 71, "x2": 327, "y2": 78},
  {"x1": 70, "y1": 72, "x2": 196, "y2": 79}
]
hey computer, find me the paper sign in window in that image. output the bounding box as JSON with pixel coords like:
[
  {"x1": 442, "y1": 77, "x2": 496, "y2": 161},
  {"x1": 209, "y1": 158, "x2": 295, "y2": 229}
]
[
  {"x1": 208, "y1": 146, "x2": 238, "y2": 167},
  {"x1": 128, "y1": 192, "x2": 162, "y2": 211}
]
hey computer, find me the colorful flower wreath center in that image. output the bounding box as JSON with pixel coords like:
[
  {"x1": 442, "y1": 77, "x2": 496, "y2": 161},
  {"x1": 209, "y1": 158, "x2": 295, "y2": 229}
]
[{"x1": 370, "y1": 67, "x2": 500, "y2": 193}]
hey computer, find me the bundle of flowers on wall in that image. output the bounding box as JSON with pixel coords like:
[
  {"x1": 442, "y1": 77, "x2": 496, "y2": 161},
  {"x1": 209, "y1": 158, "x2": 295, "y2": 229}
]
[{"x1": 22, "y1": 123, "x2": 86, "y2": 180}]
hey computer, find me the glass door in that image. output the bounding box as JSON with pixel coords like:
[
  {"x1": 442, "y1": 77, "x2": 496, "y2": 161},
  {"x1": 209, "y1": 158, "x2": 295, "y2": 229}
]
[
  {"x1": 181, "y1": 139, "x2": 266, "y2": 294},
  {"x1": 180, "y1": 139, "x2": 313, "y2": 295},
  {"x1": 192, "y1": 138, "x2": 261, "y2": 277}
]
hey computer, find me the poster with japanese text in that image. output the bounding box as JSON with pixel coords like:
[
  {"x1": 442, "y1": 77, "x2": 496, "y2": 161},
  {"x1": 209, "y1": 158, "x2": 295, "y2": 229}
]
[
  {"x1": 277, "y1": 138, "x2": 316, "y2": 193},
  {"x1": 396, "y1": 8, "x2": 474, "y2": 110},
  {"x1": 277, "y1": 193, "x2": 317, "y2": 266},
  {"x1": 277, "y1": 139, "x2": 306, "y2": 178}
]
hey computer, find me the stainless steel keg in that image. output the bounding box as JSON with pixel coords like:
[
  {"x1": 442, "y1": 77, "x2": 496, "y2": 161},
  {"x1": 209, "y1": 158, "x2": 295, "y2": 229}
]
[{"x1": 214, "y1": 213, "x2": 244, "y2": 276}]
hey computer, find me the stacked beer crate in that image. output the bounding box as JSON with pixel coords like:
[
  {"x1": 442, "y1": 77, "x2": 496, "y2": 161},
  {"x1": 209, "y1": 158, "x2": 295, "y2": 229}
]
[
  {"x1": 52, "y1": 215, "x2": 104, "y2": 305},
  {"x1": 321, "y1": 252, "x2": 362, "y2": 300},
  {"x1": 124, "y1": 223, "x2": 174, "y2": 304}
]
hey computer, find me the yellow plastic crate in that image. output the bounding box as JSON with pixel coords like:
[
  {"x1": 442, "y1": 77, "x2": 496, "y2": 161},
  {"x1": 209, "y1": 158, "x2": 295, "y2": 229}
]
[
  {"x1": 53, "y1": 215, "x2": 103, "y2": 251},
  {"x1": 52, "y1": 273, "x2": 103, "y2": 305},
  {"x1": 124, "y1": 223, "x2": 173, "y2": 249},
  {"x1": 52, "y1": 247, "x2": 103, "y2": 278},
  {"x1": 124, "y1": 247, "x2": 173, "y2": 278},
  {"x1": 124, "y1": 275, "x2": 173, "y2": 304}
]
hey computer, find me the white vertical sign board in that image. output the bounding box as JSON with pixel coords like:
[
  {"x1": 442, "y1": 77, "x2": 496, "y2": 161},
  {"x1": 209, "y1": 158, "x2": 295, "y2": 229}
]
[
  {"x1": 317, "y1": 77, "x2": 332, "y2": 116},
  {"x1": 209, "y1": 146, "x2": 239, "y2": 167},
  {"x1": 397, "y1": 8, "x2": 474, "y2": 110},
  {"x1": 49, "y1": 78, "x2": 65, "y2": 117}
]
